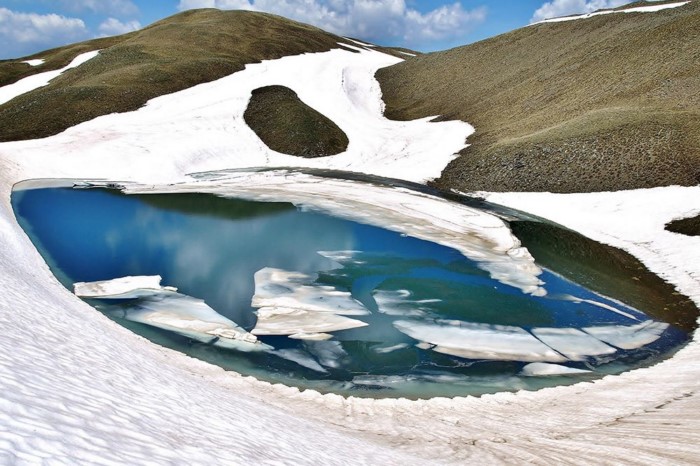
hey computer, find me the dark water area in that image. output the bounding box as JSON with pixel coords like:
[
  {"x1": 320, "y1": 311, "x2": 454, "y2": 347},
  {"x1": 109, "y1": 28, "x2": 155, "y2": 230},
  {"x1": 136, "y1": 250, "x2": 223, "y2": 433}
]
[{"x1": 12, "y1": 183, "x2": 697, "y2": 398}]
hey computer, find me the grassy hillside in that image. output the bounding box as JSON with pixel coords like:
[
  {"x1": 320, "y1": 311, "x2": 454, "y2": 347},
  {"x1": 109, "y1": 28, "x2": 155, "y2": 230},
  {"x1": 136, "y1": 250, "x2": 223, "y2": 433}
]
[
  {"x1": 244, "y1": 85, "x2": 349, "y2": 157},
  {"x1": 377, "y1": 0, "x2": 700, "y2": 192},
  {"x1": 0, "y1": 9, "x2": 360, "y2": 142}
]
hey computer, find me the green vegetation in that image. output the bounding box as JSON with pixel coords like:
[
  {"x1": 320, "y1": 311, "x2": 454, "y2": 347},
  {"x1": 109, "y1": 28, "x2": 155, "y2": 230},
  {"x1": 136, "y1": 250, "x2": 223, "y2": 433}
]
[
  {"x1": 666, "y1": 213, "x2": 700, "y2": 236},
  {"x1": 377, "y1": 1, "x2": 700, "y2": 192},
  {"x1": 0, "y1": 9, "x2": 355, "y2": 142},
  {"x1": 244, "y1": 85, "x2": 349, "y2": 157}
]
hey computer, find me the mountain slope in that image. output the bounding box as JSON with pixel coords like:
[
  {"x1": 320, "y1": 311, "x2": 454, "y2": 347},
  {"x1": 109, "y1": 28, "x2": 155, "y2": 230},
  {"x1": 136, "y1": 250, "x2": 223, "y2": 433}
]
[
  {"x1": 0, "y1": 9, "x2": 362, "y2": 142},
  {"x1": 377, "y1": 0, "x2": 699, "y2": 193}
]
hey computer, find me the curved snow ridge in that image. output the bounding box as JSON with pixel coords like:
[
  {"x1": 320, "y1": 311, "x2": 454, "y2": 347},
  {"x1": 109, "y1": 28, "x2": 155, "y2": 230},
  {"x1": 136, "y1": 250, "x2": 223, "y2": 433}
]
[
  {"x1": 534, "y1": 1, "x2": 690, "y2": 24},
  {"x1": 0, "y1": 51, "x2": 100, "y2": 106},
  {"x1": 482, "y1": 186, "x2": 700, "y2": 309},
  {"x1": 1, "y1": 47, "x2": 473, "y2": 185},
  {"x1": 119, "y1": 169, "x2": 547, "y2": 296}
]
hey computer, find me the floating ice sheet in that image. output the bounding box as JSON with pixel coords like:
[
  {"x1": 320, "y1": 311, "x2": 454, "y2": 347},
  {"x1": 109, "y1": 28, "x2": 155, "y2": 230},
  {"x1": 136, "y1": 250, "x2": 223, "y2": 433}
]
[
  {"x1": 252, "y1": 307, "x2": 368, "y2": 336},
  {"x1": 583, "y1": 321, "x2": 669, "y2": 350},
  {"x1": 394, "y1": 320, "x2": 567, "y2": 363},
  {"x1": 74, "y1": 275, "x2": 176, "y2": 299},
  {"x1": 520, "y1": 363, "x2": 591, "y2": 377},
  {"x1": 75, "y1": 276, "x2": 267, "y2": 352},
  {"x1": 252, "y1": 268, "x2": 369, "y2": 316},
  {"x1": 531, "y1": 328, "x2": 616, "y2": 361}
]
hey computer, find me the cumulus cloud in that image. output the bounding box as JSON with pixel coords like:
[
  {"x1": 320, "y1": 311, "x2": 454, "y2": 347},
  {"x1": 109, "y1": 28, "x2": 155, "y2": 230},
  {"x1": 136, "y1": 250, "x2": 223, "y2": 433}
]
[
  {"x1": 530, "y1": 0, "x2": 629, "y2": 23},
  {"x1": 177, "y1": 0, "x2": 486, "y2": 48},
  {"x1": 57, "y1": 0, "x2": 139, "y2": 18},
  {"x1": 98, "y1": 18, "x2": 142, "y2": 37},
  {"x1": 0, "y1": 8, "x2": 89, "y2": 59}
]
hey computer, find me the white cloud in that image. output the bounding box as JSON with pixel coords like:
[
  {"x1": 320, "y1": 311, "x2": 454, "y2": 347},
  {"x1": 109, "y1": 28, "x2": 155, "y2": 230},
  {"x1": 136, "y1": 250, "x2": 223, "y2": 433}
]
[
  {"x1": 0, "y1": 7, "x2": 89, "y2": 58},
  {"x1": 98, "y1": 18, "x2": 142, "y2": 37},
  {"x1": 530, "y1": 0, "x2": 629, "y2": 23},
  {"x1": 57, "y1": 0, "x2": 139, "y2": 18},
  {"x1": 176, "y1": 0, "x2": 486, "y2": 47}
]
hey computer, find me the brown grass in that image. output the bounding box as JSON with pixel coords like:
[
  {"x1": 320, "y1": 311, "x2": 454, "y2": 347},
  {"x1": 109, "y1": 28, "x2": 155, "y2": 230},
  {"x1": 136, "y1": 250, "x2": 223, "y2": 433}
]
[
  {"x1": 244, "y1": 85, "x2": 349, "y2": 157},
  {"x1": 376, "y1": 1, "x2": 700, "y2": 192}
]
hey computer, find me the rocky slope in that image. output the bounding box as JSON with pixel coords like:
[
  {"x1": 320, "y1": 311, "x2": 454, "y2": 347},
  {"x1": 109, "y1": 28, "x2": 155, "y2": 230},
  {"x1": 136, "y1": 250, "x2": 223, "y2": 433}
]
[{"x1": 377, "y1": 0, "x2": 699, "y2": 192}]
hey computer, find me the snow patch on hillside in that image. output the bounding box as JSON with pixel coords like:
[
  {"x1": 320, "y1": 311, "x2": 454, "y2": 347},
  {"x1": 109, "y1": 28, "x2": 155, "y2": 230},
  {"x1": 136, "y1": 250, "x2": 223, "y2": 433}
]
[
  {"x1": 535, "y1": 1, "x2": 689, "y2": 23},
  {"x1": 0, "y1": 51, "x2": 99, "y2": 106},
  {"x1": 1, "y1": 47, "x2": 472, "y2": 184}
]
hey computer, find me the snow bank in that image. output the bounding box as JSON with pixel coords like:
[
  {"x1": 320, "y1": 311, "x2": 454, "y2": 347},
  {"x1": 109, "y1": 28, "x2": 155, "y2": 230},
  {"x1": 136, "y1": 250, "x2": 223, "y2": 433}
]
[
  {"x1": 0, "y1": 51, "x2": 99, "y2": 106},
  {"x1": 22, "y1": 59, "x2": 45, "y2": 67}
]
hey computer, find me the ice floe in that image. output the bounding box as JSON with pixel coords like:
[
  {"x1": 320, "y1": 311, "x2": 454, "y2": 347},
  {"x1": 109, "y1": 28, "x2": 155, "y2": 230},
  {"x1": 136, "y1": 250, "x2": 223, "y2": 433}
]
[
  {"x1": 0, "y1": 51, "x2": 99, "y2": 106},
  {"x1": 74, "y1": 275, "x2": 176, "y2": 299},
  {"x1": 373, "y1": 289, "x2": 433, "y2": 317},
  {"x1": 583, "y1": 320, "x2": 669, "y2": 350},
  {"x1": 251, "y1": 267, "x2": 369, "y2": 336},
  {"x1": 520, "y1": 363, "x2": 591, "y2": 377},
  {"x1": 531, "y1": 328, "x2": 616, "y2": 361},
  {"x1": 75, "y1": 276, "x2": 268, "y2": 352},
  {"x1": 394, "y1": 320, "x2": 567, "y2": 363}
]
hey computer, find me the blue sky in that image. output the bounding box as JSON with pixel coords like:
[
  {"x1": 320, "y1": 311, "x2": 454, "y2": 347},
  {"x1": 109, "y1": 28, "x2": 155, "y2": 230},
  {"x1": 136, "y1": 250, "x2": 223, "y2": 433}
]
[{"x1": 0, "y1": 0, "x2": 634, "y2": 59}]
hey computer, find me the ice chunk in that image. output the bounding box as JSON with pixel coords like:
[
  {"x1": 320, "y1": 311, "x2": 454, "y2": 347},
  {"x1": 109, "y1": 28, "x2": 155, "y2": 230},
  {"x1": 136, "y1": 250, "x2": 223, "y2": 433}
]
[
  {"x1": 304, "y1": 341, "x2": 348, "y2": 369},
  {"x1": 288, "y1": 332, "x2": 334, "y2": 341},
  {"x1": 520, "y1": 362, "x2": 591, "y2": 377},
  {"x1": 252, "y1": 268, "x2": 369, "y2": 316},
  {"x1": 274, "y1": 349, "x2": 328, "y2": 373},
  {"x1": 252, "y1": 307, "x2": 368, "y2": 336},
  {"x1": 373, "y1": 343, "x2": 410, "y2": 354},
  {"x1": 394, "y1": 320, "x2": 566, "y2": 363},
  {"x1": 373, "y1": 289, "x2": 432, "y2": 317},
  {"x1": 74, "y1": 275, "x2": 177, "y2": 299},
  {"x1": 583, "y1": 321, "x2": 669, "y2": 350},
  {"x1": 251, "y1": 267, "x2": 369, "y2": 337},
  {"x1": 531, "y1": 328, "x2": 616, "y2": 361},
  {"x1": 75, "y1": 277, "x2": 267, "y2": 352}
]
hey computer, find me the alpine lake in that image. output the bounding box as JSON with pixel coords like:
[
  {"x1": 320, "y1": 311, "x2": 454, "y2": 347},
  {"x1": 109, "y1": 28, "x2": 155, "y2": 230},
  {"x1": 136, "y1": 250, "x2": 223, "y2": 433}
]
[{"x1": 12, "y1": 171, "x2": 698, "y2": 399}]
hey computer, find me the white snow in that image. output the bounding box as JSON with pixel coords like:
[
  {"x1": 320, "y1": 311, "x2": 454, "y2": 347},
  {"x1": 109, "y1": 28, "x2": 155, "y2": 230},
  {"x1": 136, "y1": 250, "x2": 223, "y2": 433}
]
[
  {"x1": 1, "y1": 41, "x2": 700, "y2": 463},
  {"x1": 535, "y1": 1, "x2": 689, "y2": 23},
  {"x1": 22, "y1": 59, "x2": 45, "y2": 67},
  {"x1": 0, "y1": 51, "x2": 99, "y2": 106}
]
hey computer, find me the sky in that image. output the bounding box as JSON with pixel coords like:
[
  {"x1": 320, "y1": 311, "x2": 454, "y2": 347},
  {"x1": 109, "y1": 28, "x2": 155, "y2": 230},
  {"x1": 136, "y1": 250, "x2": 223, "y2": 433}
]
[{"x1": 0, "y1": 0, "x2": 638, "y2": 59}]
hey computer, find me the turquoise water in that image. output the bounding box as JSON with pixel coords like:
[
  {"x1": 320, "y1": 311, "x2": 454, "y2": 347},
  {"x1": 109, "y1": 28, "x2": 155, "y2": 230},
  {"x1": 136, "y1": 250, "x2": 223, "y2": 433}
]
[{"x1": 12, "y1": 185, "x2": 694, "y2": 398}]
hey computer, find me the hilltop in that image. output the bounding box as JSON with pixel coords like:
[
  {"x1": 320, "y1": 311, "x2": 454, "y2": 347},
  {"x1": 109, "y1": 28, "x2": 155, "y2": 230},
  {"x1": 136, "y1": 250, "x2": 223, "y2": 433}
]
[
  {"x1": 377, "y1": 0, "x2": 699, "y2": 192},
  {"x1": 0, "y1": 9, "x2": 406, "y2": 143}
]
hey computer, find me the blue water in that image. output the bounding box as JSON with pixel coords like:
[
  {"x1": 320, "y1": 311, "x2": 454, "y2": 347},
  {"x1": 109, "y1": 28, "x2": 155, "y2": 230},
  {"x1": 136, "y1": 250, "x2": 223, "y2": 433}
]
[{"x1": 12, "y1": 186, "x2": 692, "y2": 398}]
